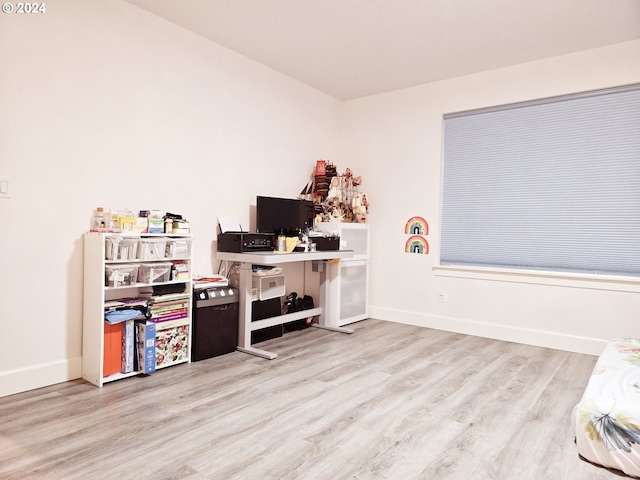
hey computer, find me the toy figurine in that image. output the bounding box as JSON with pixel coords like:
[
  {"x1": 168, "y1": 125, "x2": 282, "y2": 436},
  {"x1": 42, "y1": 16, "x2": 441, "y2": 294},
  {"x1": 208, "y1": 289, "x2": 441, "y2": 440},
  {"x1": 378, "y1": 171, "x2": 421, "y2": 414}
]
[
  {"x1": 352, "y1": 192, "x2": 369, "y2": 223},
  {"x1": 307, "y1": 162, "x2": 369, "y2": 223}
]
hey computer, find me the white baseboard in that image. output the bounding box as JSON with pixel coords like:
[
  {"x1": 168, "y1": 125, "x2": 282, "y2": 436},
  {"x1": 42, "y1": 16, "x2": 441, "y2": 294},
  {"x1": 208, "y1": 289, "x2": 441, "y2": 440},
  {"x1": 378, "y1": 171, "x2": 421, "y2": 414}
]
[
  {"x1": 0, "y1": 357, "x2": 82, "y2": 398},
  {"x1": 1, "y1": 309, "x2": 606, "y2": 398},
  {"x1": 368, "y1": 306, "x2": 606, "y2": 356}
]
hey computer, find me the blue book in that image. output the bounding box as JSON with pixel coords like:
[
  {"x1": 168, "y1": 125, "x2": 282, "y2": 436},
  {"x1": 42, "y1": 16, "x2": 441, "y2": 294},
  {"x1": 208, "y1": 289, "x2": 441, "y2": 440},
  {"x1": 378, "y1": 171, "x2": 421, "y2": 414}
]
[
  {"x1": 136, "y1": 321, "x2": 156, "y2": 374},
  {"x1": 121, "y1": 320, "x2": 134, "y2": 373}
]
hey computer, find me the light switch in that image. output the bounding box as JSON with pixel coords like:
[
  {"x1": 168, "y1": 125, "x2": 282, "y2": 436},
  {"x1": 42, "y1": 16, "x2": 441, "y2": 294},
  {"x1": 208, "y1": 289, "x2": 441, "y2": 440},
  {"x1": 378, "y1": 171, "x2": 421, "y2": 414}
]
[{"x1": 0, "y1": 177, "x2": 10, "y2": 198}]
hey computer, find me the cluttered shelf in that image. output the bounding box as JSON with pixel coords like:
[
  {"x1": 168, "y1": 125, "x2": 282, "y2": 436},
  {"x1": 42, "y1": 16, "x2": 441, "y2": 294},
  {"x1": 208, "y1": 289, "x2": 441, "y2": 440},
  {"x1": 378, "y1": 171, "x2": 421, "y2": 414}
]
[{"x1": 83, "y1": 230, "x2": 194, "y2": 387}]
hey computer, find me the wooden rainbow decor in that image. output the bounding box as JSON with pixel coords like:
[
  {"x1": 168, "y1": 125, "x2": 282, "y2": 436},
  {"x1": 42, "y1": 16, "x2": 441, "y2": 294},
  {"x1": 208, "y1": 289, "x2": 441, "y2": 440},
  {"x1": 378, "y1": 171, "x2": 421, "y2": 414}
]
[
  {"x1": 405, "y1": 216, "x2": 428, "y2": 235},
  {"x1": 405, "y1": 235, "x2": 429, "y2": 254}
]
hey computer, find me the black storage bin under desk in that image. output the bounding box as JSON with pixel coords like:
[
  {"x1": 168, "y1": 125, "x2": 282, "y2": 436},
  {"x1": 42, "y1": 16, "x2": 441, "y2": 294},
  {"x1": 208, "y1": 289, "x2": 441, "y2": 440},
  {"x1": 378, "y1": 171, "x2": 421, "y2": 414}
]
[{"x1": 251, "y1": 297, "x2": 283, "y2": 344}]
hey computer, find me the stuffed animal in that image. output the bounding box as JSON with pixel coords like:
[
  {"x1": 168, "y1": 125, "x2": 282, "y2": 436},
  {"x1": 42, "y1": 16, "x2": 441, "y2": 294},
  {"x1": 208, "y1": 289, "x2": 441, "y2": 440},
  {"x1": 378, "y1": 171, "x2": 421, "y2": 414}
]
[
  {"x1": 327, "y1": 176, "x2": 341, "y2": 200},
  {"x1": 352, "y1": 193, "x2": 369, "y2": 223},
  {"x1": 329, "y1": 199, "x2": 344, "y2": 222}
]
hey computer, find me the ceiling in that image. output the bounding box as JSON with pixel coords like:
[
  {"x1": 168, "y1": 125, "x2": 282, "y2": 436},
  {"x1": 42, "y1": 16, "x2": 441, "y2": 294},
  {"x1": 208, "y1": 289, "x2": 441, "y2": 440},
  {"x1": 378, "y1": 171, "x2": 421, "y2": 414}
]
[{"x1": 124, "y1": 0, "x2": 640, "y2": 100}]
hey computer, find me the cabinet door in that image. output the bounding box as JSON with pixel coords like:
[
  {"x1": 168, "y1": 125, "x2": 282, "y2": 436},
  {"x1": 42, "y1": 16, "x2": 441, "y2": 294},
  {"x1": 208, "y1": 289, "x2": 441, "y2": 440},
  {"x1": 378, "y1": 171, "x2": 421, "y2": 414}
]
[
  {"x1": 338, "y1": 260, "x2": 369, "y2": 326},
  {"x1": 339, "y1": 226, "x2": 369, "y2": 258},
  {"x1": 316, "y1": 222, "x2": 369, "y2": 259}
]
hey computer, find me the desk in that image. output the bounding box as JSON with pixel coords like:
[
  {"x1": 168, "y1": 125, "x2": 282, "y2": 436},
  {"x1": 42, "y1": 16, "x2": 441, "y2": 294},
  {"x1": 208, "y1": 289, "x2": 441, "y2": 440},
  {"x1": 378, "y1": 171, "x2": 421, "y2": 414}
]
[{"x1": 217, "y1": 250, "x2": 354, "y2": 359}]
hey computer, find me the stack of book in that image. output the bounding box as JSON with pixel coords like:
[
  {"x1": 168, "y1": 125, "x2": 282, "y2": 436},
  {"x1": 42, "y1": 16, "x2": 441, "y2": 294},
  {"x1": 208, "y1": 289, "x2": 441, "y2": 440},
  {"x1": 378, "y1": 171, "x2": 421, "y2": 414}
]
[
  {"x1": 172, "y1": 261, "x2": 190, "y2": 280},
  {"x1": 103, "y1": 297, "x2": 150, "y2": 376},
  {"x1": 172, "y1": 220, "x2": 190, "y2": 234},
  {"x1": 148, "y1": 291, "x2": 190, "y2": 323}
]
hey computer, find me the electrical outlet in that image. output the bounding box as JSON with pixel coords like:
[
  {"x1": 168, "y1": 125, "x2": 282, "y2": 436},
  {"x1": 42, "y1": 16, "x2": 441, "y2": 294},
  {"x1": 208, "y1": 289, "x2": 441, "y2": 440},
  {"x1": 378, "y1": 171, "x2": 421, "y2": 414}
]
[{"x1": 438, "y1": 290, "x2": 446, "y2": 303}]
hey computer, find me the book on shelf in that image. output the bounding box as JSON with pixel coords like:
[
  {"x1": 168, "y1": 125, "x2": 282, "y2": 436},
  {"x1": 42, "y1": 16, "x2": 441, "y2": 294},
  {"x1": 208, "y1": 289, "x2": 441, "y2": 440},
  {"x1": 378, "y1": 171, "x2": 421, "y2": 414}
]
[
  {"x1": 103, "y1": 322, "x2": 123, "y2": 377},
  {"x1": 150, "y1": 312, "x2": 188, "y2": 323},
  {"x1": 151, "y1": 307, "x2": 189, "y2": 317},
  {"x1": 148, "y1": 292, "x2": 190, "y2": 304},
  {"x1": 104, "y1": 297, "x2": 149, "y2": 311},
  {"x1": 149, "y1": 300, "x2": 189, "y2": 311},
  {"x1": 136, "y1": 321, "x2": 156, "y2": 374},
  {"x1": 173, "y1": 261, "x2": 190, "y2": 280},
  {"x1": 121, "y1": 319, "x2": 135, "y2": 373}
]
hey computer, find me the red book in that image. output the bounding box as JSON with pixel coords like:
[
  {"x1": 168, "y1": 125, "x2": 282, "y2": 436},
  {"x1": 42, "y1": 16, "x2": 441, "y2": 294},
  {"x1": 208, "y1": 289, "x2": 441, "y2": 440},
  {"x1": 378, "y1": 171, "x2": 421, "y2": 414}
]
[{"x1": 103, "y1": 322, "x2": 123, "y2": 377}]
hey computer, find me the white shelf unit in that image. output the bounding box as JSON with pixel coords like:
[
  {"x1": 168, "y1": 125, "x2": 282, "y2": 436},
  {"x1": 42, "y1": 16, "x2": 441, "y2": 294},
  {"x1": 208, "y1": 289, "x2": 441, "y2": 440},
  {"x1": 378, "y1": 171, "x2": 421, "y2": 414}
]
[
  {"x1": 316, "y1": 223, "x2": 370, "y2": 326},
  {"x1": 82, "y1": 232, "x2": 193, "y2": 387}
]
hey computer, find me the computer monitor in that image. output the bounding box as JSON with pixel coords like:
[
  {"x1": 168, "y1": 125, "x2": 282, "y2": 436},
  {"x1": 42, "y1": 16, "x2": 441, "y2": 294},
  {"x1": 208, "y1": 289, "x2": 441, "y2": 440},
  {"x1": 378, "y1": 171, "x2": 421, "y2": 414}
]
[{"x1": 256, "y1": 196, "x2": 314, "y2": 235}]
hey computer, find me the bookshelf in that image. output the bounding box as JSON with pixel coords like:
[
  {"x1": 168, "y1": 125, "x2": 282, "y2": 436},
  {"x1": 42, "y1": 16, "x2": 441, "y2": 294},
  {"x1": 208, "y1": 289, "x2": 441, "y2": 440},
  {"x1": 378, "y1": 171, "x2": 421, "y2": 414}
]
[{"x1": 82, "y1": 232, "x2": 193, "y2": 387}]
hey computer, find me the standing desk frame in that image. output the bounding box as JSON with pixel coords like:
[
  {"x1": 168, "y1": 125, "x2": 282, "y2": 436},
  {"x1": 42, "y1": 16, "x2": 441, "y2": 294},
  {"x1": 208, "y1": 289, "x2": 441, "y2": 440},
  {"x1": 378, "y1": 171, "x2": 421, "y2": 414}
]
[{"x1": 217, "y1": 250, "x2": 354, "y2": 359}]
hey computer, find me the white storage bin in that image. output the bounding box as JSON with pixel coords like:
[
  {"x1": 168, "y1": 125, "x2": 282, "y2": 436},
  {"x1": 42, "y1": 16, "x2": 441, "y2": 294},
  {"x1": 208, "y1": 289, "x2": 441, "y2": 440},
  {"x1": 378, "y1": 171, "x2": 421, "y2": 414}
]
[
  {"x1": 139, "y1": 262, "x2": 172, "y2": 283},
  {"x1": 105, "y1": 237, "x2": 120, "y2": 261},
  {"x1": 254, "y1": 274, "x2": 285, "y2": 301},
  {"x1": 105, "y1": 264, "x2": 140, "y2": 287},
  {"x1": 165, "y1": 238, "x2": 192, "y2": 259},
  {"x1": 137, "y1": 238, "x2": 167, "y2": 260},
  {"x1": 105, "y1": 238, "x2": 138, "y2": 261},
  {"x1": 230, "y1": 272, "x2": 286, "y2": 301},
  {"x1": 117, "y1": 239, "x2": 138, "y2": 260}
]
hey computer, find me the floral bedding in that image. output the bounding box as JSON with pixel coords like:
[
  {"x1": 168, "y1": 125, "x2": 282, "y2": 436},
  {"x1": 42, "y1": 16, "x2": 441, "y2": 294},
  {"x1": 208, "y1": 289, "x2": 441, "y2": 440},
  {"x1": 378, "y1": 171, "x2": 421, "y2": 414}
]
[{"x1": 573, "y1": 338, "x2": 640, "y2": 477}]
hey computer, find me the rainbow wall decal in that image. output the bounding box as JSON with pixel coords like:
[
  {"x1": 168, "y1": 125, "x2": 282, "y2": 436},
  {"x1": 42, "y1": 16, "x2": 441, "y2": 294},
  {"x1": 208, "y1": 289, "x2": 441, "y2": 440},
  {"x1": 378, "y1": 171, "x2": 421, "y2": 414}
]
[
  {"x1": 405, "y1": 216, "x2": 429, "y2": 235},
  {"x1": 405, "y1": 235, "x2": 429, "y2": 254}
]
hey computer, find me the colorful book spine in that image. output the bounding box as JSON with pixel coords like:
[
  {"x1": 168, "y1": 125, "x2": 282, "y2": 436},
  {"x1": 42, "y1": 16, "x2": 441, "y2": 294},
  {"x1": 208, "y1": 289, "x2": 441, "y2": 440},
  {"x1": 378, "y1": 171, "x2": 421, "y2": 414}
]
[
  {"x1": 152, "y1": 307, "x2": 188, "y2": 316},
  {"x1": 149, "y1": 301, "x2": 189, "y2": 312},
  {"x1": 150, "y1": 293, "x2": 190, "y2": 303},
  {"x1": 136, "y1": 321, "x2": 156, "y2": 374},
  {"x1": 121, "y1": 319, "x2": 135, "y2": 373},
  {"x1": 150, "y1": 312, "x2": 188, "y2": 323}
]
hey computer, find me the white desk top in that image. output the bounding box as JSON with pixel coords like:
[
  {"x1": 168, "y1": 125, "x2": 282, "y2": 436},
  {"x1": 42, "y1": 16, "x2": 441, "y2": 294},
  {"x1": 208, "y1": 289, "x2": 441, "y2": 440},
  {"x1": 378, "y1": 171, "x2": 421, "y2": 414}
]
[{"x1": 216, "y1": 249, "x2": 354, "y2": 265}]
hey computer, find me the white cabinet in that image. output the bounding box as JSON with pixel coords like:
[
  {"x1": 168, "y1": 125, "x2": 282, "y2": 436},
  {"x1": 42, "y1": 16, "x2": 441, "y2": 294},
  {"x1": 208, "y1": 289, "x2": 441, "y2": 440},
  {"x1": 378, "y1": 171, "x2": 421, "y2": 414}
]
[
  {"x1": 316, "y1": 223, "x2": 370, "y2": 326},
  {"x1": 82, "y1": 233, "x2": 193, "y2": 387}
]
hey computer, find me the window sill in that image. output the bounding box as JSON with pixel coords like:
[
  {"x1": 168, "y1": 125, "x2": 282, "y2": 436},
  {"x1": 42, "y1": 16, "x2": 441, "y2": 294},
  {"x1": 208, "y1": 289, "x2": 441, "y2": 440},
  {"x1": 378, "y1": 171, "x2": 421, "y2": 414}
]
[{"x1": 433, "y1": 265, "x2": 640, "y2": 293}]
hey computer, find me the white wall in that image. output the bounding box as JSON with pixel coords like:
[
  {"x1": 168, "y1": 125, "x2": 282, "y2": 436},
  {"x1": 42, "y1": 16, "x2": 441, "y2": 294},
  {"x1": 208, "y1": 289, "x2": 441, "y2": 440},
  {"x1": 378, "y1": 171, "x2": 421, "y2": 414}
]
[
  {"x1": 343, "y1": 40, "x2": 640, "y2": 356},
  {"x1": 0, "y1": 0, "x2": 342, "y2": 397}
]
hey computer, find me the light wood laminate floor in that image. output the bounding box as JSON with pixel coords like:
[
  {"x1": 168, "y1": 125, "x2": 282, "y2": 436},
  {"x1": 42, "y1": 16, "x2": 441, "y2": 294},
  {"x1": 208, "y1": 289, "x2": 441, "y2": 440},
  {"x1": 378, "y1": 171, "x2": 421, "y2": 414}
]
[{"x1": 0, "y1": 319, "x2": 626, "y2": 479}]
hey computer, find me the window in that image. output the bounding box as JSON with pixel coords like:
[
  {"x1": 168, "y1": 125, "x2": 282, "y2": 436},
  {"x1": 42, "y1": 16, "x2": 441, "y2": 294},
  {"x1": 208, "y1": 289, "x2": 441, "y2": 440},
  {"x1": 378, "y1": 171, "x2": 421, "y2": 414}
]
[{"x1": 440, "y1": 84, "x2": 640, "y2": 277}]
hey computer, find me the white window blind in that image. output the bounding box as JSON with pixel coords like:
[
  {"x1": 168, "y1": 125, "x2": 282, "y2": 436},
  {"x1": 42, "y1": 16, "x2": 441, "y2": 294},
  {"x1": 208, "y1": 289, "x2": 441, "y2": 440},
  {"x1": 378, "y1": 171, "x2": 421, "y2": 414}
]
[{"x1": 441, "y1": 84, "x2": 640, "y2": 276}]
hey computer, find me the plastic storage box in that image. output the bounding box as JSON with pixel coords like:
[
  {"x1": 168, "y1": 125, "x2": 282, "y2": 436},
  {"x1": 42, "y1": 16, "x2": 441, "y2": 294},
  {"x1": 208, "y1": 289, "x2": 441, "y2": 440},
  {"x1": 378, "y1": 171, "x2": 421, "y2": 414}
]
[
  {"x1": 105, "y1": 237, "x2": 120, "y2": 261},
  {"x1": 165, "y1": 238, "x2": 192, "y2": 259},
  {"x1": 253, "y1": 274, "x2": 285, "y2": 301},
  {"x1": 139, "y1": 262, "x2": 172, "y2": 283},
  {"x1": 137, "y1": 238, "x2": 168, "y2": 260},
  {"x1": 105, "y1": 237, "x2": 138, "y2": 261},
  {"x1": 105, "y1": 264, "x2": 140, "y2": 287}
]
